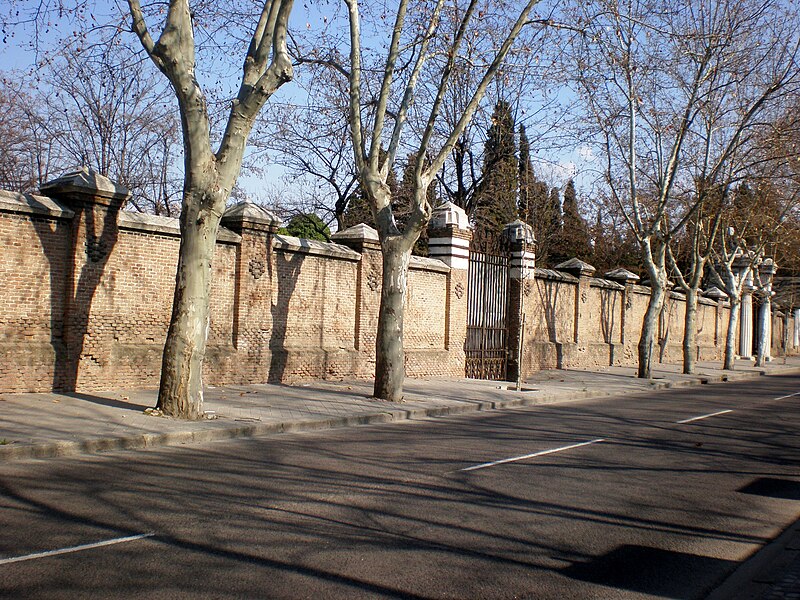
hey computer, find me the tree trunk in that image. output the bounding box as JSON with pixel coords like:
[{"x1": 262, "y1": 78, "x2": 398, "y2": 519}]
[
  {"x1": 638, "y1": 280, "x2": 667, "y2": 378},
  {"x1": 683, "y1": 287, "x2": 698, "y2": 374},
  {"x1": 373, "y1": 238, "x2": 411, "y2": 401},
  {"x1": 724, "y1": 298, "x2": 740, "y2": 370},
  {"x1": 157, "y1": 195, "x2": 221, "y2": 419}
]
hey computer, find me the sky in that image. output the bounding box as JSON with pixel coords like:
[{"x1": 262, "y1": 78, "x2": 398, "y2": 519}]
[{"x1": 0, "y1": 1, "x2": 594, "y2": 220}]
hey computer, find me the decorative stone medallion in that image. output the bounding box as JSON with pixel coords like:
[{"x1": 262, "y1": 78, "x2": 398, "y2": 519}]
[
  {"x1": 367, "y1": 266, "x2": 380, "y2": 291},
  {"x1": 85, "y1": 234, "x2": 108, "y2": 263},
  {"x1": 249, "y1": 257, "x2": 266, "y2": 280}
]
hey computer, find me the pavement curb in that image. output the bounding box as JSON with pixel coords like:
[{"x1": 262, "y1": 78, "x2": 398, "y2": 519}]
[
  {"x1": 706, "y1": 518, "x2": 800, "y2": 600},
  {"x1": 2, "y1": 366, "x2": 798, "y2": 463}
]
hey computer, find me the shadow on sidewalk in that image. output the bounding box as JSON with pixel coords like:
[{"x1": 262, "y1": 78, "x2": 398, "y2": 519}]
[{"x1": 59, "y1": 392, "x2": 151, "y2": 412}]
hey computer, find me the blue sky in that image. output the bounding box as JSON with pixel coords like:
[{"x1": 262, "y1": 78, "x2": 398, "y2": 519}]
[{"x1": 0, "y1": 1, "x2": 594, "y2": 215}]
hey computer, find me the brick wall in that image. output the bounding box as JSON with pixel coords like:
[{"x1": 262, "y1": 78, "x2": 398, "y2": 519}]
[
  {"x1": 0, "y1": 178, "x2": 468, "y2": 393},
  {"x1": 0, "y1": 172, "x2": 795, "y2": 394},
  {"x1": 517, "y1": 269, "x2": 748, "y2": 376}
]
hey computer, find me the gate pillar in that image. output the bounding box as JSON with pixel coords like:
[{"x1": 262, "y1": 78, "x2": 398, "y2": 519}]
[
  {"x1": 428, "y1": 203, "x2": 471, "y2": 373},
  {"x1": 503, "y1": 220, "x2": 536, "y2": 384}
]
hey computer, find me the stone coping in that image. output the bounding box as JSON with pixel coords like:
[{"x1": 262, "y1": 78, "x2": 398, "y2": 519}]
[
  {"x1": 535, "y1": 267, "x2": 579, "y2": 283},
  {"x1": 0, "y1": 190, "x2": 74, "y2": 219},
  {"x1": 40, "y1": 166, "x2": 129, "y2": 201},
  {"x1": 589, "y1": 277, "x2": 625, "y2": 291},
  {"x1": 410, "y1": 255, "x2": 450, "y2": 274},
  {"x1": 118, "y1": 211, "x2": 242, "y2": 244},
  {"x1": 273, "y1": 234, "x2": 361, "y2": 261}
]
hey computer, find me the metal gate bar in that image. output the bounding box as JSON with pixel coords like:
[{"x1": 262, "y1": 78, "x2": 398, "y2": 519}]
[{"x1": 465, "y1": 250, "x2": 510, "y2": 380}]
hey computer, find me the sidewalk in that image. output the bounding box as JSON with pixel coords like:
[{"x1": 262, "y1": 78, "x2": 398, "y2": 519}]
[
  {"x1": 2, "y1": 357, "x2": 799, "y2": 463},
  {"x1": 1, "y1": 357, "x2": 800, "y2": 599}
]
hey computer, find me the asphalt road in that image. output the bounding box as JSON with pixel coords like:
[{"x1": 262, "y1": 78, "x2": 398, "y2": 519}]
[{"x1": 1, "y1": 375, "x2": 800, "y2": 599}]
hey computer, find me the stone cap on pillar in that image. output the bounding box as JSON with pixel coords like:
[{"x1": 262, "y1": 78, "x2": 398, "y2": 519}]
[
  {"x1": 733, "y1": 250, "x2": 759, "y2": 273},
  {"x1": 221, "y1": 201, "x2": 281, "y2": 233},
  {"x1": 502, "y1": 219, "x2": 535, "y2": 246},
  {"x1": 40, "y1": 166, "x2": 130, "y2": 208},
  {"x1": 429, "y1": 201, "x2": 470, "y2": 234},
  {"x1": 555, "y1": 258, "x2": 596, "y2": 278},
  {"x1": 703, "y1": 286, "x2": 728, "y2": 300},
  {"x1": 604, "y1": 267, "x2": 640, "y2": 284},
  {"x1": 330, "y1": 223, "x2": 381, "y2": 252},
  {"x1": 760, "y1": 257, "x2": 778, "y2": 277}
]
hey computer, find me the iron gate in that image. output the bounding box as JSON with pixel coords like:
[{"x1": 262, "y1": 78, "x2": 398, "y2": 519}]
[{"x1": 465, "y1": 243, "x2": 511, "y2": 380}]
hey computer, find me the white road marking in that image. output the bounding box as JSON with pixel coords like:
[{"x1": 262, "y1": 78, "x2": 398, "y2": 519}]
[
  {"x1": 459, "y1": 438, "x2": 607, "y2": 472},
  {"x1": 0, "y1": 533, "x2": 155, "y2": 566},
  {"x1": 774, "y1": 391, "x2": 800, "y2": 401},
  {"x1": 676, "y1": 409, "x2": 733, "y2": 424}
]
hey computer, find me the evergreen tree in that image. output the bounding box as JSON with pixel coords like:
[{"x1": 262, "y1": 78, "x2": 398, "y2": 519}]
[
  {"x1": 280, "y1": 214, "x2": 331, "y2": 242},
  {"x1": 518, "y1": 124, "x2": 534, "y2": 222},
  {"x1": 473, "y1": 100, "x2": 519, "y2": 238},
  {"x1": 341, "y1": 187, "x2": 375, "y2": 229},
  {"x1": 545, "y1": 186, "x2": 565, "y2": 264},
  {"x1": 559, "y1": 179, "x2": 591, "y2": 260},
  {"x1": 589, "y1": 206, "x2": 642, "y2": 273},
  {"x1": 518, "y1": 125, "x2": 565, "y2": 264}
]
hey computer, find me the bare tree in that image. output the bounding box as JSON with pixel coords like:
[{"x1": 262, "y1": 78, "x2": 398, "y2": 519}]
[
  {"x1": 570, "y1": 0, "x2": 800, "y2": 378},
  {"x1": 254, "y1": 55, "x2": 358, "y2": 231},
  {"x1": 125, "y1": 0, "x2": 295, "y2": 418},
  {"x1": 0, "y1": 76, "x2": 64, "y2": 191},
  {"x1": 667, "y1": 185, "x2": 724, "y2": 374},
  {"x1": 708, "y1": 180, "x2": 799, "y2": 369},
  {"x1": 36, "y1": 43, "x2": 183, "y2": 215},
  {"x1": 334, "y1": 0, "x2": 548, "y2": 400}
]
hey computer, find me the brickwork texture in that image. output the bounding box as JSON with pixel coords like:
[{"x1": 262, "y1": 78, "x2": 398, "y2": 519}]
[{"x1": 0, "y1": 173, "x2": 796, "y2": 394}]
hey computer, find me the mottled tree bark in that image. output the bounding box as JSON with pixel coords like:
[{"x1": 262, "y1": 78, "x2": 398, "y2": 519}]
[
  {"x1": 157, "y1": 193, "x2": 223, "y2": 418},
  {"x1": 683, "y1": 288, "x2": 698, "y2": 374},
  {"x1": 638, "y1": 239, "x2": 667, "y2": 379},
  {"x1": 723, "y1": 299, "x2": 740, "y2": 370},
  {"x1": 129, "y1": 0, "x2": 294, "y2": 418},
  {"x1": 373, "y1": 239, "x2": 411, "y2": 401}
]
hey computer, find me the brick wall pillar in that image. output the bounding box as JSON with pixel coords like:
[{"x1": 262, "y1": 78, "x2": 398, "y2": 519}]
[
  {"x1": 605, "y1": 268, "x2": 641, "y2": 362},
  {"x1": 734, "y1": 255, "x2": 756, "y2": 359},
  {"x1": 703, "y1": 286, "x2": 728, "y2": 356},
  {"x1": 39, "y1": 167, "x2": 129, "y2": 391},
  {"x1": 331, "y1": 223, "x2": 382, "y2": 373},
  {"x1": 220, "y1": 202, "x2": 280, "y2": 382},
  {"x1": 502, "y1": 219, "x2": 535, "y2": 384},
  {"x1": 794, "y1": 308, "x2": 800, "y2": 350},
  {"x1": 555, "y1": 258, "x2": 597, "y2": 346},
  {"x1": 428, "y1": 202, "x2": 472, "y2": 375}
]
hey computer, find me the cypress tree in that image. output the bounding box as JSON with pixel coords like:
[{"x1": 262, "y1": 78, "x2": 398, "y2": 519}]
[
  {"x1": 546, "y1": 186, "x2": 565, "y2": 263},
  {"x1": 518, "y1": 124, "x2": 534, "y2": 222},
  {"x1": 560, "y1": 179, "x2": 591, "y2": 260},
  {"x1": 473, "y1": 99, "x2": 519, "y2": 237}
]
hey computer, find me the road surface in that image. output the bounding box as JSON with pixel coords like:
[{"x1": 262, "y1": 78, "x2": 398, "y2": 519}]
[{"x1": 1, "y1": 375, "x2": 799, "y2": 599}]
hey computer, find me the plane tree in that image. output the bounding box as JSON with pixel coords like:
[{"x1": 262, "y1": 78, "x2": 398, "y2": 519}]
[{"x1": 569, "y1": 0, "x2": 800, "y2": 378}]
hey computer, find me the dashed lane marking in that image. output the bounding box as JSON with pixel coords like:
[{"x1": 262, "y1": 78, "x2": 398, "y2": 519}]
[
  {"x1": 676, "y1": 409, "x2": 733, "y2": 424},
  {"x1": 0, "y1": 533, "x2": 155, "y2": 566},
  {"x1": 459, "y1": 438, "x2": 607, "y2": 472}
]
